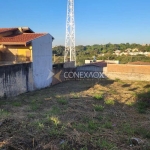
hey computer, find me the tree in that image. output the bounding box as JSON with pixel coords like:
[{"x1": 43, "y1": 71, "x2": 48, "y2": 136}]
[{"x1": 53, "y1": 46, "x2": 65, "y2": 56}]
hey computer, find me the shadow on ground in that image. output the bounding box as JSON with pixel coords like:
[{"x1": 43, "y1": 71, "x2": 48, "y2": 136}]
[{"x1": 0, "y1": 79, "x2": 150, "y2": 150}]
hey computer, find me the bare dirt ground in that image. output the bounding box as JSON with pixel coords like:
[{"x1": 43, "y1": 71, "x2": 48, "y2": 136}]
[{"x1": 0, "y1": 79, "x2": 150, "y2": 150}]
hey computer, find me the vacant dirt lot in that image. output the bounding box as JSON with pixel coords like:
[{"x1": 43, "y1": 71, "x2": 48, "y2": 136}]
[{"x1": 0, "y1": 79, "x2": 150, "y2": 150}]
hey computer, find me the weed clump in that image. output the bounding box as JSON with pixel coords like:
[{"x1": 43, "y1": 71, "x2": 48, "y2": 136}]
[
  {"x1": 93, "y1": 104, "x2": 104, "y2": 111},
  {"x1": 93, "y1": 94, "x2": 103, "y2": 100},
  {"x1": 105, "y1": 99, "x2": 115, "y2": 105}
]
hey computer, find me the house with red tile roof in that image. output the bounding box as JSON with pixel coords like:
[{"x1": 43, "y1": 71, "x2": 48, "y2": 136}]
[
  {"x1": 0, "y1": 27, "x2": 54, "y2": 64},
  {"x1": 0, "y1": 27, "x2": 54, "y2": 96}
]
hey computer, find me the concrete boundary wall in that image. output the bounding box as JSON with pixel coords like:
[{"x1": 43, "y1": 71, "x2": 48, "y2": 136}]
[
  {"x1": 106, "y1": 64, "x2": 150, "y2": 81},
  {"x1": 0, "y1": 62, "x2": 34, "y2": 97},
  {"x1": 64, "y1": 61, "x2": 75, "y2": 68}
]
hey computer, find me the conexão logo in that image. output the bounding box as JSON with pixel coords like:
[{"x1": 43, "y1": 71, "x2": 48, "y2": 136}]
[
  {"x1": 64, "y1": 72, "x2": 105, "y2": 79},
  {"x1": 47, "y1": 69, "x2": 106, "y2": 83}
]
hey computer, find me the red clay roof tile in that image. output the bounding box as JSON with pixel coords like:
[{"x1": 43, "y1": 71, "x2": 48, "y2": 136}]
[{"x1": 0, "y1": 33, "x2": 47, "y2": 45}]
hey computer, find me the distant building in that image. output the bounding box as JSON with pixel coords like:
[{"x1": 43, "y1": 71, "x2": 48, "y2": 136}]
[
  {"x1": 85, "y1": 60, "x2": 119, "y2": 64},
  {"x1": 125, "y1": 48, "x2": 132, "y2": 52},
  {"x1": 114, "y1": 50, "x2": 121, "y2": 56},
  {"x1": 113, "y1": 48, "x2": 150, "y2": 56},
  {"x1": 132, "y1": 48, "x2": 139, "y2": 52},
  {"x1": 77, "y1": 62, "x2": 107, "y2": 74}
]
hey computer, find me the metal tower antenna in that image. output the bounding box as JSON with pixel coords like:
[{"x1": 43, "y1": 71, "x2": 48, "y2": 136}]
[{"x1": 64, "y1": 0, "x2": 76, "y2": 65}]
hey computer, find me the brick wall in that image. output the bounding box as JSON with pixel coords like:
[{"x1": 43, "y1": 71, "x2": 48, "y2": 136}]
[
  {"x1": 106, "y1": 64, "x2": 150, "y2": 81},
  {"x1": 107, "y1": 64, "x2": 150, "y2": 74}
]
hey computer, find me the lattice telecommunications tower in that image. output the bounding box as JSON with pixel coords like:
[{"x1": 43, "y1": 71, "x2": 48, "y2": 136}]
[{"x1": 64, "y1": 0, "x2": 76, "y2": 65}]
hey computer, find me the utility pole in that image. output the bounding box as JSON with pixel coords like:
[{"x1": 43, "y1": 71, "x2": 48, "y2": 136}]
[{"x1": 64, "y1": 0, "x2": 76, "y2": 65}]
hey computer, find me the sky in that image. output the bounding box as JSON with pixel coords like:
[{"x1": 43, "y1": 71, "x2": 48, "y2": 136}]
[{"x1": 0, "y1": 0, "x2": 150, "y2": 46}]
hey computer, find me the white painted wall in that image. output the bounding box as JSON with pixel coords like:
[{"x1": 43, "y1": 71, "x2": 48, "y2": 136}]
[{"x1": 32, "y1": 34, "x2": 53, "y2": 89}]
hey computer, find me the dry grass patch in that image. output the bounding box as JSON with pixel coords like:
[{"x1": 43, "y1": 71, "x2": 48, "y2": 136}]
[{"x1": 0, "y1": 80, "x2": 150, "y2": 149}]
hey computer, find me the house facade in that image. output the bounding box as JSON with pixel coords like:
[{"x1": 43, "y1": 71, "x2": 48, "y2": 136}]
[{"x1": 0, "y1": 27, "x2": 54, "y2": 97}]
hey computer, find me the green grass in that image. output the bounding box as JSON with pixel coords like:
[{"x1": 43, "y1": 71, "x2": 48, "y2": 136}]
[
  {"x1": 0, "y1": 101, "x2": 7, "y2": 106},
  {"x1": 137, "y1": 101, "x2": 148, "y2": 113},
  {"x1": 105, "y1": 99, "x2": 115, "y2": 105},
  {"x1": 27, "y1": 113, "x2": 35, "y2": 118},
  {"x1": 96, "y1": 115, "x2": 103, "y2": 121},
  {"x1": 82, "y1": 116, "x2": 90, "y2": 123},
  {"x1": 73, "y1": 120, "x2": 98, "y2": 132},
  {"x1": 11, "y1": 101, "x2": 22, "y2": 107},
  {"x1": 136, "y1": 90, "x2": 150, "y2": 113},
  {"x1": 31, "y1": 120, "x2": 45, "y2": 130},
  {"x1": 47, "y1": 106, "x2": 61, "y2": 115},
  {"x1": 102, "y1": 121, "x2": 112, "y2": 129},
  {"x1": 49, "y1": 126, "x2": 64, "y2": 138},
  {"x1": 80, "y1": 146, "x2": 88, "y2": 150},
  {"x1": 126, "y1": 101, "x2": 135, "y2": 106},
  {"x1": 71, "y1": 92, "x2": 80, "y2": 99},
  {"x1": 60, "y1": 141, "x2": 71, "y2": 150},
  {"x1": 87, "y1": 120, "x2": 98, "y2": 130},
  {"x1": 93, "y1": 104, "x2": 104, "y2": 111},
  {"x1": 72, "y1": 123, "x2": 86, "y2": 132},
  {"x1": 30, "y1": 103, "x2": 39, "y2": 111},
  {"x1": 30, "y1": 100, "x2": 40, "y2": 111},
  {"x1": 138, "y1": 90, "x2": 150, "y2": 99},
  {"x1": 135, "y1": 127, "x2": 150, "y2": 139},
  {"x1": 37, "y1": 122, "x2": 44, "y2": 129},
  {"x1": 121, "y1": 123, "x2": 135, "y2": 136},
  {"x1": 95, "y1": 139, "x2": 117, "y2": 149},
  {"x1": 93, "y1": 94, "x2": 103, "y2": 100},
  {"x1": 0, "y1": 109, "x2": 10, "y2": 118},
  {"x1": 57, "y1": 98, "x2": 68, "y2": 105}
]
